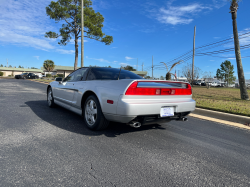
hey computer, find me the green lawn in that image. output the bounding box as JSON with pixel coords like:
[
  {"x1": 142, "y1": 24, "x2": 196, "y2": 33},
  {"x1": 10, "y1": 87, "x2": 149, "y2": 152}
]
[{"x1": 192, "y1": 86, "x2": 250, "y2": 117}]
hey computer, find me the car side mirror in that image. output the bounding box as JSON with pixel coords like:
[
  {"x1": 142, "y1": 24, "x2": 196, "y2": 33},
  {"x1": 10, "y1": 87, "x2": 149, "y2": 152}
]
[{"x1": 55, "y1": 77, "x2": 62, "y2": 82}]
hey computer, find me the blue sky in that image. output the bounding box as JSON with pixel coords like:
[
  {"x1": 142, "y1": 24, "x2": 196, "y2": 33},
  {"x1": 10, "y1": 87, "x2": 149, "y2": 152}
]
[{"x1": 0, "y1": 0, "x2": 250, "y2": 79}]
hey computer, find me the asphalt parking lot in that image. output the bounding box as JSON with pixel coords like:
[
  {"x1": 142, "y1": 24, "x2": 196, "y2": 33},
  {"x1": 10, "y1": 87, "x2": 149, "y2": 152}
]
[{"x1": 1, "y1": 79, "x2": 250, "y2": 186}]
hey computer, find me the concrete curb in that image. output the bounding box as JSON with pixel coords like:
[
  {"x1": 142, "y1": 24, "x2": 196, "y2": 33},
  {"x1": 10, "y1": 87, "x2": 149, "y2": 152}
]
[{"x1": 193, "y1": 108, "x2": 250, "y2": 125}]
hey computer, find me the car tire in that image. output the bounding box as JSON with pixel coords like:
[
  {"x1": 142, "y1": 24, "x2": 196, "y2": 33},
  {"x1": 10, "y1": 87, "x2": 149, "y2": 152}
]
[
  {"x1": 47, "y1": 87, "x2": 56, "y2": 108},
  {"x1": 83, "y1": 95, "x2": 109, "y2": 131}
]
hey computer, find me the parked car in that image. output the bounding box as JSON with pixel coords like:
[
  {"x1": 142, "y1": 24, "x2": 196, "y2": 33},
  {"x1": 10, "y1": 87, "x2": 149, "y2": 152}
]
[
  {"x1": 15, "y1": 73, "x2": 39, "y2": 79},
  {"x1": 35, "y1": 73, "x2": 43, "y2": 78},
  {"x1": 193, "y1": 81, "x2": 200, "y2": 85},
  {"x1": 211, "y1": 82, "x2": 218, "y2": 87},
  {"x1": 228, "y1": 84, "x2": 235, "y2": 88},
  {"x1": 201, "y1": 82, "x2": 206, "y2": 86},
  {"x1": 47, "y1": 67, "x2": 196, "y2": 131}
]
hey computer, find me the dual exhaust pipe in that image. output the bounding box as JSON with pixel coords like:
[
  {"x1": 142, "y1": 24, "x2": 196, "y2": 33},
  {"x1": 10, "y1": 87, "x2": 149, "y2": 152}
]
[{"x1": 128, "y1": 117, "x2": 188, "y2": 128}]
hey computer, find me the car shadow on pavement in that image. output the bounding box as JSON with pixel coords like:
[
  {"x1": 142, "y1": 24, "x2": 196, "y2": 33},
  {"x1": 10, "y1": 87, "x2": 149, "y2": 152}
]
[{"x1": 25, "y1": 100, "x2": 166, "y2": 137}]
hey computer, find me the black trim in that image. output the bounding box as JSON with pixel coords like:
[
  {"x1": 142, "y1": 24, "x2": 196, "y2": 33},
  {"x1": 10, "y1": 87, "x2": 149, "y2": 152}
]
[
  {"x1": 57, "y1": 87, "x2": 78, "y2": 92},
  {"x1": 54, "y1": 97, "x2": 81, "y2": 109}
]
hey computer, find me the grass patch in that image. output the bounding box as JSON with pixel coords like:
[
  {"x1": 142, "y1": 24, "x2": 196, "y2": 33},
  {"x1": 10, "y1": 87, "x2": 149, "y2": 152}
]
[
  {"x1": 192, "y1": 86, "x2": 250, "y2": 117},
  {"x1": 35, "y1": 79, "x2": 55, "y2": 83}
]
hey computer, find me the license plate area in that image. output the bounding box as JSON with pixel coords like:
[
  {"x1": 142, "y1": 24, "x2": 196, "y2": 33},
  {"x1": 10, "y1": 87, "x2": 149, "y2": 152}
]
[{"x1": 160, "y1": 107, "x2": 174, "y2": 117}]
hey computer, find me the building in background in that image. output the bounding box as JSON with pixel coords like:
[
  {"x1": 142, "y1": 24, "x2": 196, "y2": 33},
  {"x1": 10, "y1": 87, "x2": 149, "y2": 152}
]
[
  {"x1": 0, "y1": 67, "x2": 43, "y2": 76},
  {"x1": 0, "y1": 66, "x2": 147, "y2": 78},
  {"x1": 41, "y1": 65, "x2": 76, "y2": 77},
  {"x1": 42, "y1": 66, "x2": 148, "y2": 78}
]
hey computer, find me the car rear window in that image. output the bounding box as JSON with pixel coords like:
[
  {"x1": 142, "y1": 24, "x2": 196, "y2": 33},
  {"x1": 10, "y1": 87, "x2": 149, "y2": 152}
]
[{"x1": 87, "y1": 68, "x2": 143, "y2": 80}]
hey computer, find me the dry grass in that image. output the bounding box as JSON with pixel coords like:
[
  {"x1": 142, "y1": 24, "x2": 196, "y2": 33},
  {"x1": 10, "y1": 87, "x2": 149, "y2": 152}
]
[
  {"x1": 192, "y1": 86, "x2": 250, "y2": 116},
  {"x1": 35, "y1": 79, "x2": 54, "y2": 83}
]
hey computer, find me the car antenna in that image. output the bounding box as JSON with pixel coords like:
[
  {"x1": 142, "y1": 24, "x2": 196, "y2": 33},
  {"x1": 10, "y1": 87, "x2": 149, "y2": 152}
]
[{"x1": 118, "y1": 66, "x2": 122, "y2": 80}]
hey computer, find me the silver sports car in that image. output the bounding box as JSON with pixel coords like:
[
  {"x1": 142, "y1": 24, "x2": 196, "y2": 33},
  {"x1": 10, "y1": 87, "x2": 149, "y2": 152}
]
[{"x1": 47, "y1": 67, "x2": 196, "y2": 130}]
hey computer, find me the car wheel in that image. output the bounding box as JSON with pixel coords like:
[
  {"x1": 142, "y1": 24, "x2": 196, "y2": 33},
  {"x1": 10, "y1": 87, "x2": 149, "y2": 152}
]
[
  {"x1": 47, "y1": 87, "x2": 55, "y2": 108},
  {"x1": 83, "y1": 95, "x2": 109, "y2": 131}
]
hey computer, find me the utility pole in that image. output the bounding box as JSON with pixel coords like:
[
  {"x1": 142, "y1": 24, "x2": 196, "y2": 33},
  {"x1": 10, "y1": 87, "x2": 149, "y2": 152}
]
[
  {"x1": 137, "y1": 58, "x2": 138, "y2": 71},
  {"x1": 178, "y1": 70, "x2": 180, "y2": 81},
  {"x1": 192, "y1": 26, "x2": 196, "y2": 87},
  {"x1": 7, "y1": 59, "x2": 8, "y2": 67},
  {"x1": 228, "y1": 65, "x2": 231, "y2": 87},
  {"x1": 81, "y1": 0, "x2": 84, "y2": 67},
  {"x1": 142, "y1": 62, "x2": 144, "y2": 71},
  {"x1": 152, "y1": 56, "x2": 154, "y2": 79}
]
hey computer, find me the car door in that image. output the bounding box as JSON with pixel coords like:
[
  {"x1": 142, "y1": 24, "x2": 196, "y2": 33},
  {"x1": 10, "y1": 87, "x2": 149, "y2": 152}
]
[
  {"x1": 27, "y1": 73, "x2": 32, "y2": 79},
  {"x1": 71, "y1": 68, "x2": 90, "y2": 108},
  {"x1": 31, "y1": 73, "x2": 36, "y2": 79},
  {"x1": 53, "y1": 71, "x2": 77, "y2": 106}
]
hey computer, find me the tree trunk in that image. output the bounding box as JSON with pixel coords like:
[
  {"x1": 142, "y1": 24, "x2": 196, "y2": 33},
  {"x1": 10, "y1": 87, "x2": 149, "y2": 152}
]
[
  {"x1": 166, "y1": 72, "x2": 171, "y2": 80},
  {"x1": 231, "y1": 11, "x2": 249, "y2": 100},
  {"x1": 74, "y1": 35, "x2": 78, "y2": 70}
]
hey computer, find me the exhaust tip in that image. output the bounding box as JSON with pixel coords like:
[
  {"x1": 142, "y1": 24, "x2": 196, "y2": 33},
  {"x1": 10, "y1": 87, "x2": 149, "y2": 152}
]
[
  {"x1": 129, "y1": 121, "x2": 142, "y2": 128},
  {"x1": 176, "y1": 117, "x2": 188, "y2": 122}
]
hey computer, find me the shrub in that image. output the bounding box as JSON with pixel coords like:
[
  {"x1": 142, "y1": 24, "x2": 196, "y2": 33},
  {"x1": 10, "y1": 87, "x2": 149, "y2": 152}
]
[
  {"x1": 46, "y1": 74, "x2": 52, "y2": 77},
  {"x1": 8, "y1": 75, "x2": 11, "y2": 77},
  {"x1": 0, "y1": 72, "x2": 3, "y2": 76},
  {"x1": 57, "y1": 74, "x2": 64, "y2": 78}
]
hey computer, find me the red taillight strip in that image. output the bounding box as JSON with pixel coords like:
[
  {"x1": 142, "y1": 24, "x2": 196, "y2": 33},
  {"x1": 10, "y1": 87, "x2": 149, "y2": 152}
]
[{"x1": 125, "y1": 81, "x2": 192, "y2": 95}]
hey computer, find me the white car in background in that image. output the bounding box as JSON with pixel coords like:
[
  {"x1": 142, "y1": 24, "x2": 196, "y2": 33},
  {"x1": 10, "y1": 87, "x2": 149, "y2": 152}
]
[
  {"x1": 35, "y1": 73, "x2": 43, "y2": 78},
  {"x1": 228, "y1": 84, "x2": 235, "y2": 88},
  {"x1": 211, "y1": 82, "x2": 218, "y2": 87}
]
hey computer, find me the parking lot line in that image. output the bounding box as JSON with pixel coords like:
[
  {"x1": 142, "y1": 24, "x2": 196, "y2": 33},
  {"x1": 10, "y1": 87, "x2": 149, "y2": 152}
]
[{"x1": 189, "y1": 113, "x2": 250, "y2": 131}]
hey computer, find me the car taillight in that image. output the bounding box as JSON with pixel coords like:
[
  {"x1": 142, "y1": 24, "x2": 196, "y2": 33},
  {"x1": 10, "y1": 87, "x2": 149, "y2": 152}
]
[{"x1": 125, "y1": 81, "x2": 192, "y2": 95}]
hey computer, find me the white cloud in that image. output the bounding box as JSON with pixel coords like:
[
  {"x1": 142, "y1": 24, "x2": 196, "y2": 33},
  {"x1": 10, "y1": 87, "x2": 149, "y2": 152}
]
[
  {"x1": 56, "y1": 49, "x2": 75, "y2": 54},
  {"x1": 125, "y1": 56, "x2": 135, "y2": 60},
  {"x1": 120, "y1": 63, "x2": 129, "y2": 67},
  {"x1": 156, "y1": 3, "x2": 210, "y2": 25},
  {"x1": 0, "y1": 0, "x2": 55, "y2": 50},
  {"x1": 86, "y1": 56, "x2": 111, "y2": 63},
  {"x1": 69, "y1": 39, "x2": 88, "y2": 44},
  {"x1": 212, "y1": 0, "x2": 228, "y2": 9},
  {"x1": 33, "y1": 56, "x2": 39, "y2": 60}
]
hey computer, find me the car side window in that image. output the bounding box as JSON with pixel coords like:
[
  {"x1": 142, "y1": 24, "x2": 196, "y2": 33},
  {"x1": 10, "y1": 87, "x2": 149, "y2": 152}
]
[
  {"x1": 72, "y1": 68, "x2": 89, "y2": 82},
  {"x1": 86, "y1": 69, "x2": 97, "y2": 80},
  {"x1": 63, "y1": 72, "x2": 75, "y2": 82},
  {"x1": 63, "y1": 68, "x2": 89, "y2": 82}
]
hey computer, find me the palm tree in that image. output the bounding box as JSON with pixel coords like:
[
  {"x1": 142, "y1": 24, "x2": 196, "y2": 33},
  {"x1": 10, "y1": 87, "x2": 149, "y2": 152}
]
[
  {"x1": 230, "y1": 0, "x2": 249, "y2": 100},
  {"x1": 161, "y1": 60, "x2": 182, "y2": 80},
  {"x1": 43, "y1": 60, "x2": 55, "y2": 73}
]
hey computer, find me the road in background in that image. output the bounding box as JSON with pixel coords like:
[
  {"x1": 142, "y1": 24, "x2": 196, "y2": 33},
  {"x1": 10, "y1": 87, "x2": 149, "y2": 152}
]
[{"x1": 1, "y1": 79, "x2": 250, "y2": 186}]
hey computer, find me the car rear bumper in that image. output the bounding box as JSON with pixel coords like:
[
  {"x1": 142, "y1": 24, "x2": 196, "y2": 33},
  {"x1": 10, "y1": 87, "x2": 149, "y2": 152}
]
[{"x1": 103, "y1": 95, "x2": 196, "y2": 123}]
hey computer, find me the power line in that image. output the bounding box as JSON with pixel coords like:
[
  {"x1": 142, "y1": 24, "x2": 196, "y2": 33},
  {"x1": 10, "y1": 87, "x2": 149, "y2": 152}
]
[{"x1": 196, "y1": 44, "x2": 250, "y2": 55}]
